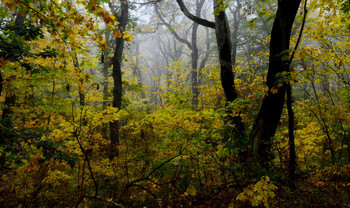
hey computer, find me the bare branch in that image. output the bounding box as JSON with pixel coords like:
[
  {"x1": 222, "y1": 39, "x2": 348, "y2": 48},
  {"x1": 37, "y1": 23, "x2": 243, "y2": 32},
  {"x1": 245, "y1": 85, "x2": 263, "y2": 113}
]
[
  {"x1": 175, "y1": 0, "x2": 215, "y2": 29},
  {"x1": 154, "y1": 5, "x2": 193, "y2": 50}
]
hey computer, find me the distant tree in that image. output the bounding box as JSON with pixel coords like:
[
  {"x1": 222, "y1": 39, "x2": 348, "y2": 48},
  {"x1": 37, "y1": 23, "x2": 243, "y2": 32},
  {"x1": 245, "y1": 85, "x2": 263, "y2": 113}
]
[{"x1": 155, "y1": 0, "x2": 206, "y2": 106}]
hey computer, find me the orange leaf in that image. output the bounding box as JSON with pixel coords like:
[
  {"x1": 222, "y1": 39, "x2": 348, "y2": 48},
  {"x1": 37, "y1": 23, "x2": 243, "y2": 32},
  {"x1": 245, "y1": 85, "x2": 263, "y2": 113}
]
[{"x1": 112, "y1": 30, "x2": 122, "y2": 38}]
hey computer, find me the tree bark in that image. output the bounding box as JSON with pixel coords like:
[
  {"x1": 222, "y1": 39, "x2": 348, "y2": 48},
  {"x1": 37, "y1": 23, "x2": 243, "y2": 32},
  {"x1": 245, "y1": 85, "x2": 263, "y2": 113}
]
[
  {"x1": 286, "y1": 84, "x2": 296, "y2": 189},
  {"x1": 251, "y1": 0, "x2": 302, "y2": 168},
  {"x1": 213, "y1": 0, "x2": 246, "y2": 158},
  {"x1": 190, "y1": 0, "x2": 205, "y2": 106},
  {"x1": 109, "y1": 0, "x2": 129, "y2": 159},
  {"x1": 175, "y1": 0, "x2": 246, "y2": 152}
]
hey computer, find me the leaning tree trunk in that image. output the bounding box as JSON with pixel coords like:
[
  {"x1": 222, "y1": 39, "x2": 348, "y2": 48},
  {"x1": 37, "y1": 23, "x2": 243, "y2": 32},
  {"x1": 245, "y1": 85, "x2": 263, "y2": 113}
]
[
  {"x1": 109, "y1": 0, "x2": 128, "y2": 159},
  {"x1": 251, "y1": 0, "x2": 302, "y2": 168}
]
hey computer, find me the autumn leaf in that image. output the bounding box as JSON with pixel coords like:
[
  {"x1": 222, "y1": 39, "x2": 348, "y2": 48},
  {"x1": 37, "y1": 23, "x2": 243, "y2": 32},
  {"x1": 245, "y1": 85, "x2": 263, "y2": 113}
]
[{"x1": 112, "y1": 30, "x2": 123, "y2": 38}]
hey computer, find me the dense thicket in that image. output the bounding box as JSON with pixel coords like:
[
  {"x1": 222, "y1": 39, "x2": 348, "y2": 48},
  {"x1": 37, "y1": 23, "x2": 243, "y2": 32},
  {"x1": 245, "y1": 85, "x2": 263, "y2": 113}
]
[{"x1": 0, "y1": 0, "x2": 349, "y2": 207}]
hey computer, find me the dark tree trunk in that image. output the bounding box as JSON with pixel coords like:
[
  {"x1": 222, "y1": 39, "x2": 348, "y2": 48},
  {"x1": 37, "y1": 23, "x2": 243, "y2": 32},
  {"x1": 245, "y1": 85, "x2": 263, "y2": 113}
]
[
  {"x1": 191, "y1": 0, "x2": 204, "y2": 106},
  {"x1": 72, "y1": 55, "x2": 85, "y2": 106},
  {"x1": 213, "y1": 1, "x2": 245, "y2": 147},
  {"x1": 101, "y1": 33, "x2": 111, "y2": 140},
  {"x1": 109, "y1": 0, "x2": 129, "y2": 159},
  {"x1": 198, "y1": 26, "x2": 210, "y2": 85},
  {"x1": 0, "y1": 71, "x2": 3, "y2": 97},
  {"x1": 251, "y1": 0, "x2": 302, "y2": 168},
  {"x1": 176, "y1": 0, "x2": 246, "y2": 153},
  {"x1": 286, "y1": 84, "x2": 296, "y2": 189},
  {"x1": 190, "y1": 0, "x2": 205, "y2": 106},
  {"x1": 213, "y1": 1, "x2": 235, "y2": 102},
  {"x1": 191, "y1": 21, "x2": 199, "y2": 106}
]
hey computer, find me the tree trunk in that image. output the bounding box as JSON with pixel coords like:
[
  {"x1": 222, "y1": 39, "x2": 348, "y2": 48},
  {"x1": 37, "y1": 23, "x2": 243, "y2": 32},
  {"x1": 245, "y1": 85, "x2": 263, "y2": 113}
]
[
  {"x1": 251, "y1": 0, "x2": 302, "y2": 168},
  {"x1": 133, "y1": 43, "x2": 146, "y2": 101},
  {"x1": 213, "y1": 1, "x2": 245, "y2": 146},
  {"x1": 286, "y1": 84, "x2": 296, "y2": 189},
  {"x1": 190, "y1": 0, "x2": 205, "y2": 106},
  {"x1": 109, "y1": 0, "x2": 128, "y2": 159},
  {"x1": 191, "y1": 22, "x2": 199, "y2": 106}
]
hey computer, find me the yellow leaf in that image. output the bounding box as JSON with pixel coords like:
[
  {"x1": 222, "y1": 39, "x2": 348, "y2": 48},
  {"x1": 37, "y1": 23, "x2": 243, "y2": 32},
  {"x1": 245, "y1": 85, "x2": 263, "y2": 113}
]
[
  {"x1": 113, "y1": 30, "x2": 122, "y2": 38},
  {"x1": 185, "y1": 185, "x2": 197, "y2": 196}
]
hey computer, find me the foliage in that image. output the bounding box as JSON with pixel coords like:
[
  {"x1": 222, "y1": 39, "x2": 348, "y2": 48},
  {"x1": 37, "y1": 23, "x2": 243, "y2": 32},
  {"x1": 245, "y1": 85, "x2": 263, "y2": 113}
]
[
  {"x1": 0, "y1": 0, "x2": 349, "y2": 207},
  {"x1": 236, "y1": 176, "x2": 278, "y2": 207}
]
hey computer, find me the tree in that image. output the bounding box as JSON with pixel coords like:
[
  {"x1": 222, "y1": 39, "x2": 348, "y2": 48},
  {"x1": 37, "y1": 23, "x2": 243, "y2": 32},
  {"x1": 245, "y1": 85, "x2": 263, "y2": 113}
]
[
  {"x1": 251, "y1": 0, "x2": 302, "y2": 168},
  {"x1": 176, "y1": 0, "x2": 246, "y2": 146},
  {"x1": 109, "y1": 0, "x2": 129, "y2": 159},
  {"x1": 155, "y1": 0, "x2": 206, "y2": 106}
]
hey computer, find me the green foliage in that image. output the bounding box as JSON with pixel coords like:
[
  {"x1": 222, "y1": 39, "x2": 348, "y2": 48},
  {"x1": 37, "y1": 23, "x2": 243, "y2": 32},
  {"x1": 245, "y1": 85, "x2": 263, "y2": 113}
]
[{"x1": 213, "y1": 0, "x2": 230, "y2": 15}]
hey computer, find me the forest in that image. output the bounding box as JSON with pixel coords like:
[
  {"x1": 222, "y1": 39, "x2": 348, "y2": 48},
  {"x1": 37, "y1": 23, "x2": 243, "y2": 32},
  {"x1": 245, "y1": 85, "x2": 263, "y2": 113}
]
[{"x1": 0, "y1": 0, "x2": 349, "y2": 207}]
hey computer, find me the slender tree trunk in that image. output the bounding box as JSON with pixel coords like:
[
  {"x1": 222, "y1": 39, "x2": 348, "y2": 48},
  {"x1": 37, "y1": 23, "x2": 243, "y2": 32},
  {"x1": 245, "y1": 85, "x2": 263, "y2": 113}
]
[
  {"x1": 191, "y1": 22, "x2": 199, "y2": 106},
  {"x1": 198, "y1": 26, "x2": 210, "y2": 85},
  {"x1": 251, "y1": 0, "x2": 302, "y2": 168},
  {"x1": 0, "y1": 71, "x2": 3, "y2": 97},
  {"x1": 102, "y1": 46, "x2": 110, "y2": 140},
  {"x1": 190, "y1": 0, "x2": 205, "y2": 106},
  {"x1": 133, "y1": 43, "x2": 146, "y2": 101},
  {"x1": 72, "y1": 55, "x2": 85, "y2": 106},
  {"x1": 286, "y1": 84, "x2": 296, "y2": 189},
  {"x1": 109, "y1": 0, "x2": 128, "y2": 159}
]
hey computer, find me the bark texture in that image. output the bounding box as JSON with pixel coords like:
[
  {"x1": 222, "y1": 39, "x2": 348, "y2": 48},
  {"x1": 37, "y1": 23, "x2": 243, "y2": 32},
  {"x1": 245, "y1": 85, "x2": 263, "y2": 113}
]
[
  {"x1": 109, "y1": 0, "x2": 129, "y2": 159},
  {"x1": 251, "y1": 0, "x2": 302, "y2": 167},
  {"x1": 175, "y1": 0, "x2": 246, "y2": 150}
]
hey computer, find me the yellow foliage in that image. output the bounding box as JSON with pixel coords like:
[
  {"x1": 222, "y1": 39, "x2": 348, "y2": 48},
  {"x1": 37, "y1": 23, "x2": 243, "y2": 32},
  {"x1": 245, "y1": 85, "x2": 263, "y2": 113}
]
[{"x1": 236, "y1": 176, "x2": 278, "y2": 208}]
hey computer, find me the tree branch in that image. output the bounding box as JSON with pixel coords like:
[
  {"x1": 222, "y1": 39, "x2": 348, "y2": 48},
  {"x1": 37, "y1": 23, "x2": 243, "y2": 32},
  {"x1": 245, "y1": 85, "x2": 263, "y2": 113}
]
[
  {"x1": 289, "y1": 0, "x2": 308, "y2": 64},
  {"x1": 175, "y1": 0, "x2": 216, "y2": 29},
  {"x1": 155, "y1": 6, "x2": 193, "y2": 50}
]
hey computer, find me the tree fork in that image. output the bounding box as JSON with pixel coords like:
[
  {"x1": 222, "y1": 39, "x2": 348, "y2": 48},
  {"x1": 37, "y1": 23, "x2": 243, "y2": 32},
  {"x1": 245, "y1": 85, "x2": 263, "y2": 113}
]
[{"x1": 251, "y1": 0, "x2": 305, "y2": 169}]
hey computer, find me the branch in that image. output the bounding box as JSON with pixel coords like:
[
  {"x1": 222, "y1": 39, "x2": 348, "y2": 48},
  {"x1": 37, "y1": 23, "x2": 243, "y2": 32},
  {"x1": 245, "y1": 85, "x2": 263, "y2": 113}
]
[
  {"x1": 155, "y1": 6, "x2": 193, "y2": 50},
  {"x1": 289, "y1": 0, "x2": 308, "y2": 64},
  {"x1": 121, "y1": 154, "x2": 182, "y2": 196},
  {"x1": 175, "y1": 0, "x2": 216, "y2": 29}
]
